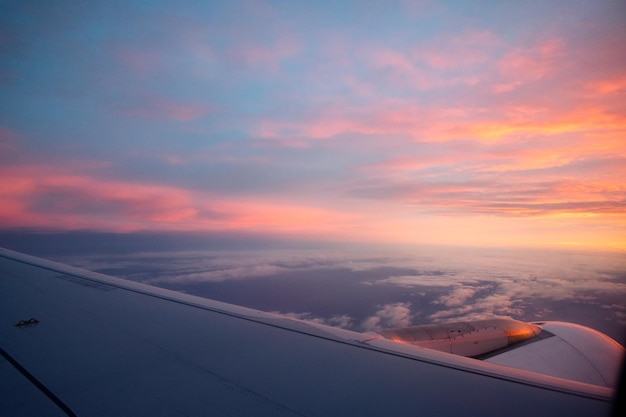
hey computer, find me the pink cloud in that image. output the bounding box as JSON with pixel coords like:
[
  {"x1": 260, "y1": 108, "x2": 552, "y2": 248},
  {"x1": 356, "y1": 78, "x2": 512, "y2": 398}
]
[
  {"x1": 361, "y1": 30, "x2": 499, "y2": 91},
  {"x1": 584, "y1": 74, "x2": 626, "y2": 95},
  {"x1": 213, "y1": 200, "x2": 354, "y2": 234},
  {"x1": 251, "y1": 94, "x2": 626, "y2": 151},
  {"x1": 494, "y1": 38, "x2": 564, "y2": 92},
  {"x1": 2, "y1": 160, "x2": 624, "y2": 250},
  {"x1": 0, "y1": 164, "x2": 354, "y2": 236},
  {"x1": 367, "y1": 48, "x2": 469, "y2": 90},
  {"x1": 350, "y1": 113, "x2": 626, "y2": 220},
  {"x1": 0, "y1": 166, "x2": 199, "y2": 231}
]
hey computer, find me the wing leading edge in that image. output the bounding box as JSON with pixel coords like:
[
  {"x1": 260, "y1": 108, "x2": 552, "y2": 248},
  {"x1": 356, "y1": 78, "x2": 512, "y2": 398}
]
[{"x1": 0, "y1": 248, "x2": 617, "y2": 416}]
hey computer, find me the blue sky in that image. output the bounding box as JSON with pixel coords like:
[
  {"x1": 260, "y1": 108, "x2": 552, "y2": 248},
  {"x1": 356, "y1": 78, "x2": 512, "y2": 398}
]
[{"x1": 1, "y1": 0, "x2": 625, "y2": 249}]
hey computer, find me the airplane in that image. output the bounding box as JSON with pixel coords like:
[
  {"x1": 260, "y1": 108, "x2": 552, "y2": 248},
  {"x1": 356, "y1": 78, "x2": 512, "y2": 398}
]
[{"x1": 0, "y1": 246, "x2": 623, "y2": 416}]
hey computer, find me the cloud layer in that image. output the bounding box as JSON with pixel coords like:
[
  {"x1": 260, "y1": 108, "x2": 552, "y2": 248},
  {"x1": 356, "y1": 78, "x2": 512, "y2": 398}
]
[{"x1": 37, "y1": 243, "x2": 625, "y2": 343}]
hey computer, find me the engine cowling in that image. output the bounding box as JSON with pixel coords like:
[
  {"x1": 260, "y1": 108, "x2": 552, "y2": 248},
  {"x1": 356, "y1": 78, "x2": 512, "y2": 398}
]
[
  {"x1": 376, "y1": 318, "x2": 541, "y2": 357},
  {"x1": 377, "y1": 319, "x2": 624, "y2": 387}
]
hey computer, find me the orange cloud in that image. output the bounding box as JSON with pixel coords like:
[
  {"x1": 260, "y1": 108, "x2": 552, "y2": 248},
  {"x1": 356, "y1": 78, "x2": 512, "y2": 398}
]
[
  {"x1": 213, "y1": 201, "x2": 354, "y2": 234},
  {"x1": 461, "y1": 107, "x2": 626, "y2": 142},
  {"x1": 349, "y1": 173, "x2": 626, "y2": 219},
  {"x1": 0, "y1": 164, "x2": 353, "y2": 237},
  {"x1": 585, "y1": 74, "x2": 626, "y2": 95},
  {"x1": 2, "y1": 161, "x2": 624, "y2": 250},
  {"x1": 252, "y1": 96, "x2": 626, "y2": 151}
]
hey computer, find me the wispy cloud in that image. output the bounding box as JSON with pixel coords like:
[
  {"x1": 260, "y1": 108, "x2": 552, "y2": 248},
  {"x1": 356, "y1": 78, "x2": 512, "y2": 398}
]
[
  {"x1": 493, "y1": 38, "x2": 564, "y2": 93},
  {"x1": 1, "y1": 1, "x2": 625, "y2": 249}
]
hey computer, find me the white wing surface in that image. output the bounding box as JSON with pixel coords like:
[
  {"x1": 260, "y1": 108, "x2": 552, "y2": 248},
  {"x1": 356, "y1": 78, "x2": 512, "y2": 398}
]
[{"x1": 0, "y1": 248, "x2": 616, "y2": 416}]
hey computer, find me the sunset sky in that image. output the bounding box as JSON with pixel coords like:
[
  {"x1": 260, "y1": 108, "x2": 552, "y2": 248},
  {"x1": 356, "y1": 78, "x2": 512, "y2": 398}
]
[{"x1": 1, "y1": 0, "x2": 625, "y2": 250}]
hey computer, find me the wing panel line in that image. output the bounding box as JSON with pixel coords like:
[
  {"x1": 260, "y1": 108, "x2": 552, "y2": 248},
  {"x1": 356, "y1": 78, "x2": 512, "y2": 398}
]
[{"x1": 0, "y1": 346, "x2": 78, "y2": 417}]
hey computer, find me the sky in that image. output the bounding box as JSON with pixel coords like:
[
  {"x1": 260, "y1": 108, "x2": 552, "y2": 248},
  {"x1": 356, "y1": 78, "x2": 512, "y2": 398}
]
[{"x1": 1, "y1": 0, "x2": 625, "y2": 250}]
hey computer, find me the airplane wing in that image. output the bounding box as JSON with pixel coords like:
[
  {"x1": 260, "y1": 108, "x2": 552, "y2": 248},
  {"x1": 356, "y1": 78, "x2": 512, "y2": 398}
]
[{"x1": 0, "y1": 247, "x2": 618, "y2": 416}]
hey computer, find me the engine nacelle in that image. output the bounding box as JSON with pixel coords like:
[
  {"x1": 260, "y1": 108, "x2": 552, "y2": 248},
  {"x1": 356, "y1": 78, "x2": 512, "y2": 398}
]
[
  {"x1": 377, "y1": 319, "x2": 624, "y2": 387},
  {"x1": 377, "y1": 318, "x2": 541, "y2": 357}
]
